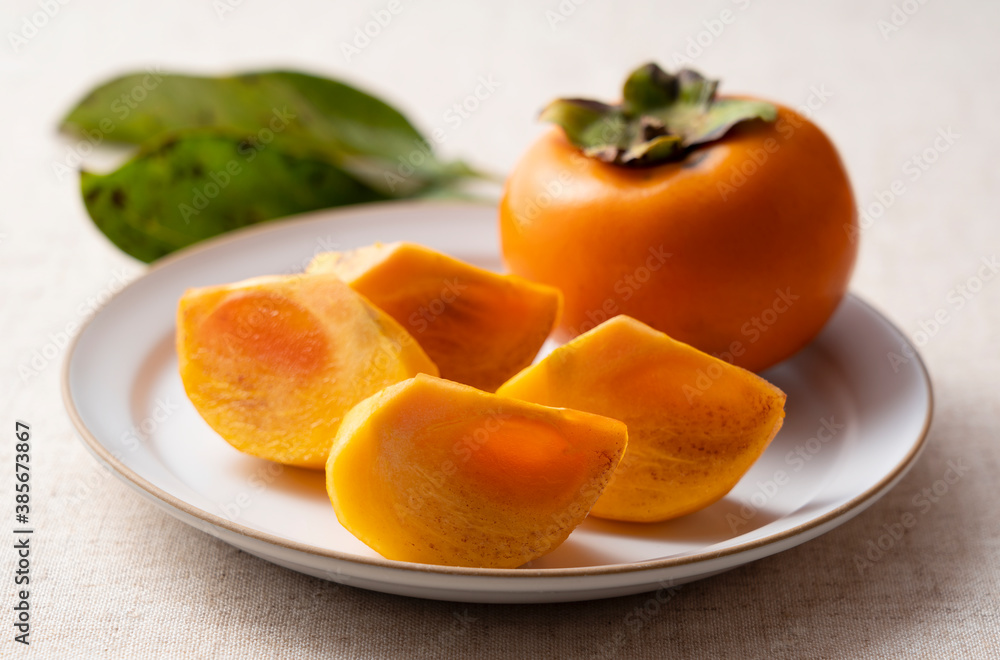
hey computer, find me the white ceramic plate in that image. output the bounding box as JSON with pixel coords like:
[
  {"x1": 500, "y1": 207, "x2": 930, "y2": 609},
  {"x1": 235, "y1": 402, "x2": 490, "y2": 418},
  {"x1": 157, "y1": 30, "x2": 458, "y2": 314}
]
[{"x1": 63, "y1": 201, "x2": 932, "y2": 603}]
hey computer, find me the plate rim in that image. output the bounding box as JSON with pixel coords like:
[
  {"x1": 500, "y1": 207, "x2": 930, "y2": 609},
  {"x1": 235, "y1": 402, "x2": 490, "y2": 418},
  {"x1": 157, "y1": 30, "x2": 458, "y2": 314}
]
[{"x1": 61, "y1": 200, "x2": 935, "y2": 580}]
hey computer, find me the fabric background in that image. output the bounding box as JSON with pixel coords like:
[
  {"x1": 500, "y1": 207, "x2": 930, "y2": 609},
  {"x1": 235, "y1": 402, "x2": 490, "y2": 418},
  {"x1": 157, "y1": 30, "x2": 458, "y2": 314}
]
[{"x1": 2, "y1": 0, "x2": 998, "y2": 657}]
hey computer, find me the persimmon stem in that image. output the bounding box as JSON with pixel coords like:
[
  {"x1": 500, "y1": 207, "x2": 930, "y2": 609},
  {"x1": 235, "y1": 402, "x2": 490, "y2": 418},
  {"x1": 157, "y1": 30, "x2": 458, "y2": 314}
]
[{"x1": 540, "y1": 63, "x2": 777, "y2": 167}]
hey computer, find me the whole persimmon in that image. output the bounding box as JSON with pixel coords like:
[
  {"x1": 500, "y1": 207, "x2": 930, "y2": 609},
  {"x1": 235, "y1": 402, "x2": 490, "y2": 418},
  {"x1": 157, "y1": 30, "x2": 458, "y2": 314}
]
[{"x1": 499, "y1": 64, "x2": 857, "y2": 372}]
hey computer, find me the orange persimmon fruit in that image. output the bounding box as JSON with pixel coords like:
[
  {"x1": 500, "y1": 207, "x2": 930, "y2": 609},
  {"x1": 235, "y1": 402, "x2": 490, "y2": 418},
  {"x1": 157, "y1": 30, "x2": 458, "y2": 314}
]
[
  {"x1": 499, "y1": 64, "x2": 857, "y2": 372},
  {"x1": 326, "y1": 374, "x2": 628, "y2": 567},
  {"x1": 497, "y1": 315, "x2": 786, "y2": 522},
  {"x1": 308, "y1": 242, "x2": 561, "y2": 392},
  {"x1": 177, "y1": 273, "x2": 437, "y2": 468}
]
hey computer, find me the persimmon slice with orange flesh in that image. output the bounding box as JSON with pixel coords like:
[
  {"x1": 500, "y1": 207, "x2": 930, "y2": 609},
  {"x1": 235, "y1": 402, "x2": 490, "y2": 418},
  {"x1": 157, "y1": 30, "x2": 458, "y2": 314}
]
[
  {"x1": 497, "y1": 315, "x2": 786, "y2": 522},
  {"x1": 177, "y1": 273, "x2": 438, "y2": 469},
  {"x1": 307, "y1": 242, "x2": 562, "y2": 392},
  {"x1": 198, "y1": 291, "x2": 329, "y2": 376},
  {"x1": 326, "y1": 374, "x2": 627, "y2": 568}
]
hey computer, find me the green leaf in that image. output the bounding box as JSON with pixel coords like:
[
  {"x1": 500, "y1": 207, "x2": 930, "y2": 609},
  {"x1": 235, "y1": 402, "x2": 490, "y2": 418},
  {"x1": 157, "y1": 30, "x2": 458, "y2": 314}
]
[
  {"x1": 622, "y1": 63, "x2": 680, "y2": 114},
  {"x1": 61, "y1": 70, "x2": 466, "y2": 192},
  {"x1": 81, "y1": 130, "x2": 388, "y2": 262},
  {"x1": 685, "y1": 97, "x2": 777, "y2": 146},
  {"x1": 541, "y1": 63, "x2": 777, "y2": 167}
]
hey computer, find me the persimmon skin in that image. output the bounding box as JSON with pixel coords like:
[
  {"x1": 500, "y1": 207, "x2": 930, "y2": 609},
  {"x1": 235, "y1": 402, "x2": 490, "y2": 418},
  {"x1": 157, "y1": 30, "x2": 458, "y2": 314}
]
[{"x1": 499, "y1": 103, "x2": 858, "y2": 372}]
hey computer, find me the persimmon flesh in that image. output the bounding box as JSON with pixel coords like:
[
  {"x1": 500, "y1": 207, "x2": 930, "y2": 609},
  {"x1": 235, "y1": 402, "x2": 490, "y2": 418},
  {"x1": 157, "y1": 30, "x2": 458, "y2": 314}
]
[
  {"x1": 497, "y1": 315, "x2": 786, "y2": 522},
  {"x1": 177, "y1": 273, "x2": 438, "y2": 468},
  {"x1": 326, "y1": 374, "x2": 627, "y2": 567},
  {"x1": 308, "y1": 242, "x2": 561, "y2": 391}
]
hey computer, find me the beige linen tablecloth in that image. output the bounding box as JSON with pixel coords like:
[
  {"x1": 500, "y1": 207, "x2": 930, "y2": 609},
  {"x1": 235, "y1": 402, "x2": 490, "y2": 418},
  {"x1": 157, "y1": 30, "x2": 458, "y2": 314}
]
[{"x1": 2, "y1": 0, "x2": 998, "y2": 657}]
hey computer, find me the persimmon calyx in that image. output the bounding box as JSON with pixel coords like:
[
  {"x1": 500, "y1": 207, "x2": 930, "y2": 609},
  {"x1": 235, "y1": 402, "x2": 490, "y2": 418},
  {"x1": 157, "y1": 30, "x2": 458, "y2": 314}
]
[{"x1": 539, "y1": 63, "x2": 777, "y2": 167}]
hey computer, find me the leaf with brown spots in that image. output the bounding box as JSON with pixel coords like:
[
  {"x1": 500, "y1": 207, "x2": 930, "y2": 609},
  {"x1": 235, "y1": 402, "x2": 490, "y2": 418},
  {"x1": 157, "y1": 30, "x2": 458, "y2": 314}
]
[{"x1": 81, "y1": 129, "x2": 388, "y2": 262}]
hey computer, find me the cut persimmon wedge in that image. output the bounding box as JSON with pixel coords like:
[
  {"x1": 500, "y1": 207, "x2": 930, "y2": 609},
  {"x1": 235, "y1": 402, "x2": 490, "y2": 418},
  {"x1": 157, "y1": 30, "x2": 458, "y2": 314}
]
[
  {"x1": 177, "y1": 273, "x2": 437, "y2": 468},
  {"x1": 326, "y1": 374, "x2": 627, "y2": 568},
  {"x1": 497, "y1": 315, "x2": 786, "y2": 522},
  {"x1": 307, "y1": 242, "x2": 562, "y2": 391}
]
